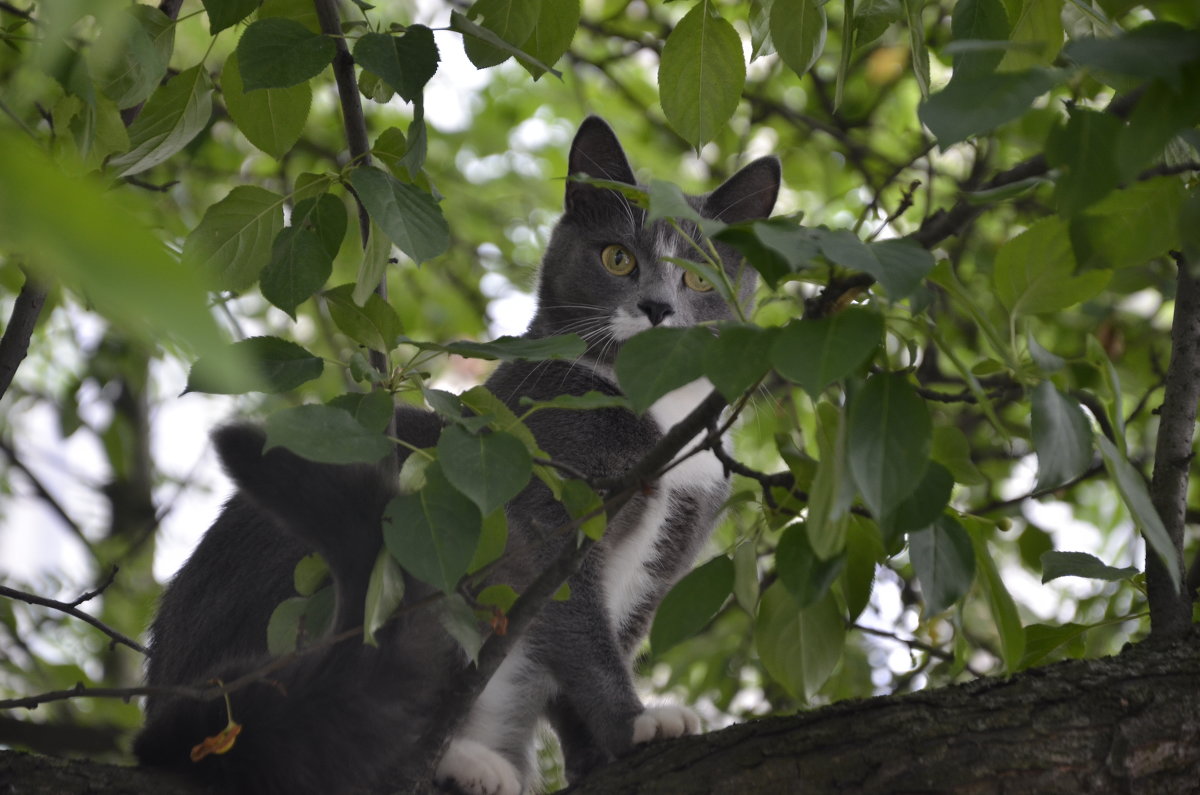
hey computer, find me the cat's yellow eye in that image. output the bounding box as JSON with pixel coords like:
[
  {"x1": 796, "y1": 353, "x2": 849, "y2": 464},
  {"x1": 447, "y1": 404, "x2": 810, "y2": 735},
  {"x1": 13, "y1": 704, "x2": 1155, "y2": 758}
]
[
  {"x1": 684, "y1": 270, "x2": 714, "y2": 292},
  {"x1": 601, "y1": 245, "x2": 636, "y2": 276}
]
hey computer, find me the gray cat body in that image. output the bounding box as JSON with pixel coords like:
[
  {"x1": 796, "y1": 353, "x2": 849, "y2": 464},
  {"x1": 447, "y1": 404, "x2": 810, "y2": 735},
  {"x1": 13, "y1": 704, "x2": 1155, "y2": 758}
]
[{"x1": 135, "y1": 117, "x2": 779, "y2": 795}]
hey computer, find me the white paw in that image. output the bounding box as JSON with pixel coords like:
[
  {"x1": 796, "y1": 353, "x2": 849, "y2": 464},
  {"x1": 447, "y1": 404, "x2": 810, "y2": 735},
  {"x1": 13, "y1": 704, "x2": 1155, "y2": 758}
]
[
  {"x1": 435, "y1": 738, "x2": 522, "y2": 795},
  {"x1": 631, "y1": 704, "x2": 702, "y2": 745}
]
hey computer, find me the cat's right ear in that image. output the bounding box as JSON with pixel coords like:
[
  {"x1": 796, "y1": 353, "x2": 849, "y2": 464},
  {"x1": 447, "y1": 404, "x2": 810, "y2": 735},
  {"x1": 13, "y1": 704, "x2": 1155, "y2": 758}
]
[{"x1": 565, "y1": 116, "x2": 637, "y2": 214}]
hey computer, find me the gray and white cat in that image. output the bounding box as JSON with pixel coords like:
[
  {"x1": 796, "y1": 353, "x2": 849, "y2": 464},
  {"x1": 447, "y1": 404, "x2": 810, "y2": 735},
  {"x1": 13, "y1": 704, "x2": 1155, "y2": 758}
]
[{"x1": 135, "y1": 117, "x2": 779, "y2": 795}]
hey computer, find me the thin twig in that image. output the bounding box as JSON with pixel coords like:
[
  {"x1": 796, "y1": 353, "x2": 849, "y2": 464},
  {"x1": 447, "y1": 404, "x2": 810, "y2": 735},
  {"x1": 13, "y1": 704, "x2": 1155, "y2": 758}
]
[
  {"x1": 852, "y1": 623, "x2": 985, "y2": 678},
  {"x1": 69, "y1": 567, "x2": 120, "y2": 608},
  {"x1": 0, "y1": 437, "x2": 95, "y2": 555},
  {"x1": 0, "y1": 585, "x2": 147, "y2": 655},
  {"x1": 0, "y1": 2, "x2": 36, "y2": 23}
]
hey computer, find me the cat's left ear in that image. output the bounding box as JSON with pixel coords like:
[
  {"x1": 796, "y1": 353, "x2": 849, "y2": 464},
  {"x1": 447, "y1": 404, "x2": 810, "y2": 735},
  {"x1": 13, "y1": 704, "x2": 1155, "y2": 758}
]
[{"x1": 704, "y1": 157, "x2": 781, "y2": 224}]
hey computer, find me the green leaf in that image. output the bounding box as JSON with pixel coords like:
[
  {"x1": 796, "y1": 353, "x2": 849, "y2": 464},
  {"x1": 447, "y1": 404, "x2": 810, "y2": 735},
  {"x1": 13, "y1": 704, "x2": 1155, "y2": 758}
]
[
  {"x1": 1070, "y1": 178, "x2": 1185, "y2": 271},
  {"x1": 518, "y1": 0, "x2": 579, "y2": 79},
  {"x1": 863, "y1": 238, "x2": 936, "y2": 298},
  {"x1": 614, "y1": 326, "x2": 713, "y2": 414},
  {"x1": 770, "y1": 0, "x2": 827, "y2": 77},
  {"x1": 949, "y1": 0, "x2": 1008, "y2": 78},
  {"x1": 402, "y1": 334, "x2": 586, "y2": 362},
  {"x1": 1064, "y1": 22, "x2": 1200, "y2": 86},
  {"x1": 202, "y1": 0, "x2": 260, "y2": 34},
  {"x1": 348, "y1": 166, "x2": 449, "y2": 264},
  {"x1": 108, "y1": 65, "x2": 213, "y2": 177},
  {"x1": 881, "y1": 462, "x2": 954, "y2": 543},
  {"x1": 468, "y1": 509, "x2": 509, "y2": 572},
  {"x1": 437, "y1": 425, "x2": 532, "y2": 516},
  {"x1": 902, "y1": 0, "x2": 930, "y2": 98},
  {"x1": 733, "y1": 540, "x2": 760, "y2": 613},
  {"x1": 221, "y1": 50, "x2": 311, "y2": 159},
  {"x1": 324, "y1": 283, "x2": 403, "y2": 353},
  {"x1": 0, "y1": 131, "x2": 227, "y2": 361},
  {"x1": 1045, "y1": 108, "x2": 1122, "y2": 216},
  {"x1": 854, "y1": 0, "x2": 904, "y2": 48},
  {"x1": 918, "y1": 68, "x2": 1061, "y2": 146},
  {"x1": 965, "y1": 518, "x2": 1024, "y2": 671},
  {"x1": 1095, "y1": 435, "x2": 1181, "y2": 590},
  {"x1": 519, "y1": 391, "x2": 632, "y2": 413},
  {"x1": 755, "y1": 583, "x2": 845, "y2": 700},
  {"x1": 448, "y1": 11, "x2": 560, "y2": 77},
  {"x1": 327, "y1": 389, "x2": 394, "y2": 433},
  {"x1": 236, "y1": 18, "x2": 335, "y2": 90},
  {"x1": 715, "y1": 220, "x2": 822, "y2": 287},
  {"x1": 704, "y1": 324, "x2": 776, "y2": 402},
  {"x1": 772, "y1": 308, "x2": 883, "y2": 399},
  {"x1": 909, "y1": 515, "x2": 975, "y2": 615},
  {"x1": 996, "y1": 0, "x2": 1063, "y2": 71},
  {"x1": 186, "y1": 336, "x2": 324, "y2": 394},
  {"x1": 847, "y1": 372, "x2": 931, "y2": 520},
  {"x1": 1040, "y1": 550, "x2": 1139, "y2": 583},
  {"x1": 658, "y1": 1, "x2": 746, "y2": 148},
  {"x1": 182, "y1": 185, "x2": 286, "y2": 292},
  {"x1": 477, "y1": 584, "x2": 519, "y2": 613},
  {"x1": 261, "y1": 194, "x2": 345, "y2": 317},
  {"x1": 843, "y1": 515, "x2": 884, "y2": 621},
  {"x1": 383, "y1": 464, "x2": 482, "y2": 593},
  {"x1": 264, "y1": 404, "x2": 393, "y2": 464},
  {"x1": 931, "y1": 425, "x2": 986, "y2": 486},
  {"x1": 438, "y1": 593, "x2": 485, "y2": 663},
  {"x1": 1017, "y1": 622, "x2": 1090, "y2": 670},
  {"x1": 560, "y1": 479, "x2": 607, "y2": 541},
  {"x1": 1031, "y1": 382, "x2": 1094, "y2": 492},
  {"x1": 650, "y1": 555, "x2": 734, "y2": 656},
  {"x1": 267, "y1": 587, "x2": 334, "y2": 654},
  {"x1": 807, "y1": 402, "x2": 855, "y2": 559},
  {"x1": 98, "y1": 4, "x2": 175, "y2": 110},
  {"x1": 462, "y1": 0, "x2": 542, "y2": 69},
  {"x1": 993, "y1": 217, "x2": 1110, "y2": 315},
  {"x1": 355, "y1": 220, "x2": 392, "y2": 305},
  {"x1": 292, "y1": 553, "x2": 329, "y2": 596},
  {"x1": 352, "y1": 26, "x2": 440, "y2": 104},
  {"x1": 646, "y1": 179, "x2": 726, "y2": 237},
  {"x1": 364, "y1": 548, "x2": 406, "y2": 646},
  {"x1": 777, "y1": 524, "x2": 845, "y2": 608}
]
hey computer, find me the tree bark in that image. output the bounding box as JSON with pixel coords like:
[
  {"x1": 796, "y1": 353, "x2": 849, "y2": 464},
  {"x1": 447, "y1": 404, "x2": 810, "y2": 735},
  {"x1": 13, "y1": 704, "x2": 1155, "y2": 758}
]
[{"x1": 3, "y1": 629, "x2": 1199, "y2": 794}]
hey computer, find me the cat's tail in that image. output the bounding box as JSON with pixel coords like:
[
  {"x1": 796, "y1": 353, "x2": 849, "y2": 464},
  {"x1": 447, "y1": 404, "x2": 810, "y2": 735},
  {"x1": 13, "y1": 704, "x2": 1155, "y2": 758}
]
[{"x1": 135, "y1": 421, "x2": 451, "y2": 794}]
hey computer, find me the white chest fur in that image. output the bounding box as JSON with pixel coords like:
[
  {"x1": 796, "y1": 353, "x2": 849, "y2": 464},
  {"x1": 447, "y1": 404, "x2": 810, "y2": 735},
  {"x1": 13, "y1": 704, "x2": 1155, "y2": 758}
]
[{"x1": 602, "y1": 378, "x2": 727, "y2": 635}]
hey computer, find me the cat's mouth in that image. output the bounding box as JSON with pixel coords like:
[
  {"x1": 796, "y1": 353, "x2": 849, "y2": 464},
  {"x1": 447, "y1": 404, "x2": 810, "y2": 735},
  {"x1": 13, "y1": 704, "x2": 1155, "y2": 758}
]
[{"x1": 609, "y1": 306, "x2": 675, "y2": 341}]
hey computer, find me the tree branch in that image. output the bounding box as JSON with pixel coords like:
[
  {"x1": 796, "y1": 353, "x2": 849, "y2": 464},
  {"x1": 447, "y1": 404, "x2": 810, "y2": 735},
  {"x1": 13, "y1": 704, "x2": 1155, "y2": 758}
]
[
  {"x1": 311, "y1": 0, "x2": 396, "y2": 452},
  {"x1": 0, "y1": 271, "x2": 46, "y2": 401},
  {"x1": 1146, "y1": 255, "x2": 1200, "y2": 638},
  {"x1": 0, "y1": 584, "x2": 147, "y2": 655}
]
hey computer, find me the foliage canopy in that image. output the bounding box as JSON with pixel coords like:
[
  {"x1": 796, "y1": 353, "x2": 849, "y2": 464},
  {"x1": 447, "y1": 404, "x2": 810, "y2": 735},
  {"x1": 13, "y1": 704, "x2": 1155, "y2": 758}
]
[{"x1": 0, "y1": 0, "x2": 1197, "y2": 783}]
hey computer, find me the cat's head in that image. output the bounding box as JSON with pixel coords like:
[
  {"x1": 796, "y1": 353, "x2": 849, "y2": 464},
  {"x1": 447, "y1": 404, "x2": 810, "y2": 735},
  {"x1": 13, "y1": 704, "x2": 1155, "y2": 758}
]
[{"x1": 529, "y1": 117, "x2": 781, "y2": 362}]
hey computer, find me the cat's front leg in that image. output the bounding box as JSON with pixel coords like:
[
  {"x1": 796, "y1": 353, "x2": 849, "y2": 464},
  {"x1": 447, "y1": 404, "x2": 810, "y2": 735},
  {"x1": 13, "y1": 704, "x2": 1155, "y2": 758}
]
[
  {"x1": 435, "y1": 738, "x2": 522, "y2": 795},
  {"x1": 631, "y1": 703, "x2": 702, "y2": 743}
]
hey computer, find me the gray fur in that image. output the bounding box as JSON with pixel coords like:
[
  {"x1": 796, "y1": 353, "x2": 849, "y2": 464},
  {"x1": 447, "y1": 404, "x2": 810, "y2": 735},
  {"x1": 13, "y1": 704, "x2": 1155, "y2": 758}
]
[{"x1": 135, "y1": 117, "x2": 779, "y2": 794}]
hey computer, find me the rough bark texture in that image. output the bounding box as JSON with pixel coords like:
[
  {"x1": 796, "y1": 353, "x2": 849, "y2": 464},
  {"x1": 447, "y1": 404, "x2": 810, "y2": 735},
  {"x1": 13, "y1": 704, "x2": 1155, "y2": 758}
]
[{"x1": 3, "y1": 629, "x2": 1199, "y2": 794}]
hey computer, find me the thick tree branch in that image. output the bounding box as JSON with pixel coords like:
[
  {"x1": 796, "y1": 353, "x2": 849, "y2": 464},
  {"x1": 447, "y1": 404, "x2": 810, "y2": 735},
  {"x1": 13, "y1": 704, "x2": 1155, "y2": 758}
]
[
  {"x1": 6, "y1": 628, "x2": 1200, "y2": 794},
  {"x1": 564, "y1": 628, "x2": 1200, "y2": 794},
  {"x1": 1146, "y1": 256, "x2": 1200, "y2": 638},
  {"x1": 0, "y1": 272, "x2": 46, "y2": 401},
  {"x1": 312, "y1": 0, "x2": 396, "y2": 448}
]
